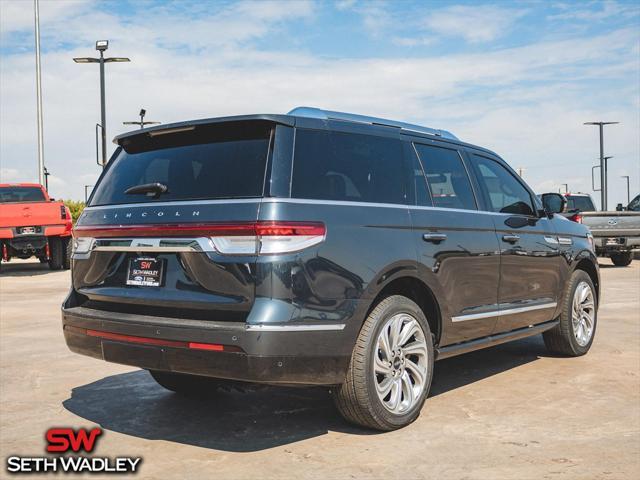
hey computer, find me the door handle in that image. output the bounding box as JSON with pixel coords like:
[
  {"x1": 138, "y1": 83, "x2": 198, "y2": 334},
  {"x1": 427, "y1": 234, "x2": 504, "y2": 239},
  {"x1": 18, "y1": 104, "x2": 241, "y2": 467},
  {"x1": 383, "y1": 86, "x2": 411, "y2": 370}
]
[
  {"x1": 423, "y1": 233, "x2": 447, "y2": 243},
  {"x1": 502, "y1": 234, "x2": 520, "y2": 243}
]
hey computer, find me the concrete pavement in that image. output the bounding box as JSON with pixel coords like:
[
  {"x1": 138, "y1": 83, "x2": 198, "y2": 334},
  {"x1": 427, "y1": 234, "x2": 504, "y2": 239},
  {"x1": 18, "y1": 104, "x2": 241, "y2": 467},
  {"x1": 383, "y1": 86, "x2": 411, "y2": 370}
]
[{"x1": 1, "y1": 259, "x2": 639, "y2": 479}]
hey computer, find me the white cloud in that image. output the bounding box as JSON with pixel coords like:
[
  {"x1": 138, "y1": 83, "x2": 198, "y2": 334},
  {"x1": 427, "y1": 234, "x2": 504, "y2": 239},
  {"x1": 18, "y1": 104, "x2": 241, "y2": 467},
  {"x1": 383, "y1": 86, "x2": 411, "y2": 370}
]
[
  {"x1": 421, "y1": 4, "x2": 528, "y2": 44},
  {"x1": 548, "y1": 0, "x2": 640, "y2": 21}
]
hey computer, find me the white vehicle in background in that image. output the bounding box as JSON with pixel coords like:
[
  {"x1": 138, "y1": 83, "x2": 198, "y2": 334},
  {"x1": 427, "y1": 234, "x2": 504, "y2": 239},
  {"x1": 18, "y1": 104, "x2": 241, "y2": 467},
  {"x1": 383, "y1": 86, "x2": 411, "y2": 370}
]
[{"x1": 542, "y1": 192, "x2": 640, "y2": 267}]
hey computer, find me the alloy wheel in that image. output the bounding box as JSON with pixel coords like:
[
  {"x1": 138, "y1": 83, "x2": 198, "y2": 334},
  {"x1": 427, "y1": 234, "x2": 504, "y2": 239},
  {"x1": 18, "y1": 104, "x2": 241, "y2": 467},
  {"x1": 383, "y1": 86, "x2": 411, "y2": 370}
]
[
  {"x1": 373, "y1": 313, "x2": 429, "y2": 414},
  {"x1": 572, "y1": 281, "x2": 595, "y2": 347}
]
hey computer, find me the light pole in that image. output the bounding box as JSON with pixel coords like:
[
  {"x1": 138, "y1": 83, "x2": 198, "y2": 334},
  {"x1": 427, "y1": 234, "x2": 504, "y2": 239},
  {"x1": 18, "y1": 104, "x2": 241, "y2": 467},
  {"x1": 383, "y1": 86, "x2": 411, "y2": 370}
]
[
  {"x1": 43, "y1": 166, "x2": 50, "y2": 192},
  {"x1": 73, "y1": 41, "x2": 130, "y2": 167},
  {"x1": 84, "y1": 185, "x2": 93, "y2": 203},
  {"x1": 584, "y1": 121, "x2": 619, "y2": 211},
  {"x1": 33, "y1": 0, "x2": 45, "y2": 186},
  {"x1": 561, "y1": 183, "x2": 568, "y2": 193},
  {"x1": 621, "y1": 175, "x2": 630, "y2": 205},
  {"x1": 123, "y1": 109, "x2": 160, "y2": 129}
]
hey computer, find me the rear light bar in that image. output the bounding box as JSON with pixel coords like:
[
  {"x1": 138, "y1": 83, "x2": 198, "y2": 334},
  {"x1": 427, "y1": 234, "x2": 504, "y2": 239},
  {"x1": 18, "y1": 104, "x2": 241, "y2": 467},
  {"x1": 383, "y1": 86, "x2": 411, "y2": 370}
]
[
  {"x1": 65, "y1": 325, "x2": 243, "y2": 353},
  {"x1": 73, "y1": 221, "x2": 326, "y2": 255}
]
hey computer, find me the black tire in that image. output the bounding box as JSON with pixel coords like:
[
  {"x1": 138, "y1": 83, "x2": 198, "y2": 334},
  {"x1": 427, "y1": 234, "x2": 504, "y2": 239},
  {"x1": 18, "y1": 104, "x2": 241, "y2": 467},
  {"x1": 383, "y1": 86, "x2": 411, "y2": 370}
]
[
  {"x1": 148, "y1": 370, "x2": 224, "y2": 396},
  {"x1": 62, "y1": 237, "x2": 72, "y2": 270},
  {"x1": 543, "y1": 270, "x2": 597, "y2": 356},
  {"x1": 48, "y1": 237, "x2": 63, "y2": 270},
  {"x1": 610, "y1": 252, "x2": 632, "y2": 267},
  {"x1": 39, "y1": 257, "x2": 48, "y2": 264},
  {"x1": 333, "y1": 295, "x2": 434, "y2": 431}
]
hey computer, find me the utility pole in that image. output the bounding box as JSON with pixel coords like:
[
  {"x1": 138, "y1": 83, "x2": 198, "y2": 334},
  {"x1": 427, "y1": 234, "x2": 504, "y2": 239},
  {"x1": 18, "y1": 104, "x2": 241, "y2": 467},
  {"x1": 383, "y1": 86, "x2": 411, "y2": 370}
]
[
  {"x1": 123, "y1": 109, "x2": 160, "y2": 129},
  {"x1": 74, "y1": 41, "x2": 130, "y2": 167},
  {"x1": 621, "y1": 175, "x2": 630, "y2": 205},
  {"x1": 584, "y1": 121, "x2": 619, "y2": 211},
  {"x1": 34, "y1": 0, "x2": 45, "y2": 186},
  {"x1": 516, "y1": 167, "x2": 525, "y2": 177},
  {"x1": 561, "y1": 183, "x2": 568, "y2": 193}
]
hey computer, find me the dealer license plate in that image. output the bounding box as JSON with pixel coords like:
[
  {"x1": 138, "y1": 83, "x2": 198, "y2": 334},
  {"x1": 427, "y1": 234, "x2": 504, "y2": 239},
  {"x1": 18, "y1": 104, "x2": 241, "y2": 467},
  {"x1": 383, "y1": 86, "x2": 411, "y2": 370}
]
[{"x1": 126, "y1": 257, "x2": 165, "y2": 287}]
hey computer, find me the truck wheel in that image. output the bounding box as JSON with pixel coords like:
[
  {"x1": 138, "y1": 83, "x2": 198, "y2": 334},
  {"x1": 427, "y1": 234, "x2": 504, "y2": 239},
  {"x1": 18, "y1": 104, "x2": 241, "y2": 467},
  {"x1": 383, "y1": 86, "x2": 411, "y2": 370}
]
[
  {"x1": 610, "y1": 252, "x2": 632, "y2": 267},
  {"x1": 62, "y1": 238, "x2": 72, "y2": 270},
  {"x1": 543, "y1": 270, "x2": 597, "y2": 356},
  {"x1": 48, "y1": 238, "x2": 63, "y2": 270},
  {"x1": 148, "y1": 370, "x2": 223, "y2": 396},
  {"x1": 333, "y1": 295, "x2": 434, "y2": 431}
]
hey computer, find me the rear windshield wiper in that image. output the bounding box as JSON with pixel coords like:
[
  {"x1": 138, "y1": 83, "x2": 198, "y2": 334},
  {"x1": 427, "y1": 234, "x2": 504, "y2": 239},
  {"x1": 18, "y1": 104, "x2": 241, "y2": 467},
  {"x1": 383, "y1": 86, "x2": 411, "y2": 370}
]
[{"x1": 124, "y1": 182, "x2": 168, "y2": 198}]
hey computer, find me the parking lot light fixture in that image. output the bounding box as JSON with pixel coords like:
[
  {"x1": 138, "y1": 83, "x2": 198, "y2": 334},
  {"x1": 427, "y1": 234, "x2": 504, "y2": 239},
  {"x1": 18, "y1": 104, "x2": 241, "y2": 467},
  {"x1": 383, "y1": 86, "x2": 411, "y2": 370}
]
[
  {"x1": 73, "y1": 41, "x2": 130, "y2": 167},
  {"x1": 584, "y1": 121, "x2": 619, "y2": 210}
]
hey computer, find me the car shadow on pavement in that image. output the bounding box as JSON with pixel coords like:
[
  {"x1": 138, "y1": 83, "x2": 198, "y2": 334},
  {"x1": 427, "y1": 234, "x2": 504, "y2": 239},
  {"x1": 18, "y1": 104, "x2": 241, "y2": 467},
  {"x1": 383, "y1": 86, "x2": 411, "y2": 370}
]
[
  {"x1": 0, "y1": 262, "x2": 55, "y2": 277},
  {"x1": 63, "y1": 335, "x2": 548, "y2": 452}
]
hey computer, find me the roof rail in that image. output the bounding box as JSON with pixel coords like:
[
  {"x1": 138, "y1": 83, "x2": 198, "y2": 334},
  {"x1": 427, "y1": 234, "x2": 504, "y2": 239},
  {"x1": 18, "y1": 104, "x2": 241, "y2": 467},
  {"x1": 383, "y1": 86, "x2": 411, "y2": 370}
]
[{"x1": 287, "y1": 106, "x2": 459, "y2": 140}]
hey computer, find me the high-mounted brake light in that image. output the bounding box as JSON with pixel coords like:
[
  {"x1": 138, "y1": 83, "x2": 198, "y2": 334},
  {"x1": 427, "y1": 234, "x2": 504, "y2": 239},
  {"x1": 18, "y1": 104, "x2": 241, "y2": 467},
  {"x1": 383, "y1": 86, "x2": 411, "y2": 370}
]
[{"x1": 72, "y1": 221, "x2": 326, "y2": 255}]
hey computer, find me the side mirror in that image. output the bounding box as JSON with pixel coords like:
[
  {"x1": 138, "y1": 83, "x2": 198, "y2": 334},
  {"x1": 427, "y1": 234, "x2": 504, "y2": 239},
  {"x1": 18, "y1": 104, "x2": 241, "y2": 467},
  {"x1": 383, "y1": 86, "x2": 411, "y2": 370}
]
[
  {"x1": 49, "y1": 197, "x2": 55, "y2": 201},
  {"x1": 616, "y1": 203, "x2": 624, "y2": 211},
  {"x1": 541, "y1": 193, "x2": 566, "y2": 215}
]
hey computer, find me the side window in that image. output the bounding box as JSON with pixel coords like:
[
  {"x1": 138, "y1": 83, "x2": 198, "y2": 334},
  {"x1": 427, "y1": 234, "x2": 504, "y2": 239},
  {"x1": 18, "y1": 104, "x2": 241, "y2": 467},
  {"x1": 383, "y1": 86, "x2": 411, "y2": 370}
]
[
  {"x1": 414, "y1": 144, "x2": 476, "y2": 210},
  {"x1": 471, "y1": 154, "x2": 535, "y2": 216},
  {"x1": 291, "y1": 129, "x2": 406, "y2": 204}
]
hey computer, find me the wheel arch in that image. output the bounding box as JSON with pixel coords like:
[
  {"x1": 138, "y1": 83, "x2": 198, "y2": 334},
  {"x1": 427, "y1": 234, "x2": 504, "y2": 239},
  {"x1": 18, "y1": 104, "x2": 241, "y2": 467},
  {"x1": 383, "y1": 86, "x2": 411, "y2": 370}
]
[
  {"x1": 365, "y1": 276, "x2": 442, "y2": 345},
  {"x1": 574, "y1": 253, "x2": 600, "y2": 303}
]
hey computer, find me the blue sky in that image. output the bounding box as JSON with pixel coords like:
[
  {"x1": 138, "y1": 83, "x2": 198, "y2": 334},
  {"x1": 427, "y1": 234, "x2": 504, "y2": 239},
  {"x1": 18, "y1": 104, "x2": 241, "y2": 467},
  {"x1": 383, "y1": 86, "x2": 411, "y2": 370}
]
[{"x1": 1, "y1": 0, "x2": 638, "y2": 207}]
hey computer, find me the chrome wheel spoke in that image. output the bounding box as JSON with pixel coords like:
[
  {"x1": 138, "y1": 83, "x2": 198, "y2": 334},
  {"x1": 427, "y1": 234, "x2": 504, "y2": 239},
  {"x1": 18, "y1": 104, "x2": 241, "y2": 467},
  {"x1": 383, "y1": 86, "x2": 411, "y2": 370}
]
[
  {"x1": 405, "y1": 358, "x2": 426, "y2": 386},
  {"x1": 401, "y1": 371, "x2": 414, "y2": 409},
  {"x1": 376, "y1": 375, "x2": 394, "y2": 397},
  {"x1": 389, "y1": 378, "x2": 402, "y2": 411},
  {"x1": 403, "y1": 341, "x2": 427, "y2": 357},
  {"x1": 374, "y1": 354, "x2": 392, "y2": 375},
  {"x1": 397, "y1": 319, "x2": 418, "y2": 348}
]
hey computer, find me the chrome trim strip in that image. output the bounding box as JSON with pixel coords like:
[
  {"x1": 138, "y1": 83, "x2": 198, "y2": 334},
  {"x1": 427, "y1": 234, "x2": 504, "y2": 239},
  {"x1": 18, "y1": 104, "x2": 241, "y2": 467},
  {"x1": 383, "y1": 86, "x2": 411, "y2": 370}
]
[
  {"x1": 451, "y1": 302, "x2": 558, "y2": 323},
  {"x1": 558, "y1": 237, "x2": 573, "y2": 245},
  {"x1": 544, "y1": 236, "x2": 559, "y2": 244},
  {"x1": 92, "y1": 237, "x2": 216, "y2": 253},
  {"x1": 84, "y1": 197, "x2": 526, "y2": 218},
  {"x1": 245, "y1": 324, "x2": 346, "y2": 332}
]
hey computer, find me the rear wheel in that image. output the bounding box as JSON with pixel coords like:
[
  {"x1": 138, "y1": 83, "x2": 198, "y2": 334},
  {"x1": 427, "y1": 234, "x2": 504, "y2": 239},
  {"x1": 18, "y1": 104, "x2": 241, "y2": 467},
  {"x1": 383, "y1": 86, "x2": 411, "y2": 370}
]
[
  {"x1": 62, "y1": 238, "x2": 72, "y2": 270},
  {"x1": 610, "y1": 252, "x2": 632, "y2": 267},
  {"x1": 333, "y1": 295, "x2": 434, "y2": 431},
  {"x1": 543, "y1": 270, "x2": 597, "y2": 356},
  {"x1": 48, "y1": 238, "x2": 63, "y2": 270},
  {"x1": 148, "y1": 370, "x2": 224, "y2": 396}
]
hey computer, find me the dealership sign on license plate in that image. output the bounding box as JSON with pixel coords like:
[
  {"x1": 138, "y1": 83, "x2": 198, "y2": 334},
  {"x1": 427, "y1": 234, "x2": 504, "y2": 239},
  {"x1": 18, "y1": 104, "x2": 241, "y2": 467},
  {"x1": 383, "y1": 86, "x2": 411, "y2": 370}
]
[{"x1": 127, "y1": 257, "x2": 164, "y2": 287}]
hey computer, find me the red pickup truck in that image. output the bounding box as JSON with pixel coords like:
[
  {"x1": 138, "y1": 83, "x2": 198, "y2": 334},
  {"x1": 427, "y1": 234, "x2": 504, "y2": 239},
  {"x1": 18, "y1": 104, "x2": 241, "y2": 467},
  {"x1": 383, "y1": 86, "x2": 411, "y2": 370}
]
[{"x1": 0, "y1": 183, "x2": 72, "y2": 270}]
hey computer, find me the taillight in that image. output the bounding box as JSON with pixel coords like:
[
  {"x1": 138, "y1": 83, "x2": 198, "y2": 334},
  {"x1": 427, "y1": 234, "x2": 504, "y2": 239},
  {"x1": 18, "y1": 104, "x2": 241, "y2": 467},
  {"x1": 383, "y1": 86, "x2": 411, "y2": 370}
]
[
  {"x1": 72, "y1": 221, "x2": 326, "y2": 255},
  {"x1": 60, "y1": 205, "x2": 67, "y2": 219},
  {"x1": 569, "y1": 213, "x2": 583, "y2": 223}
]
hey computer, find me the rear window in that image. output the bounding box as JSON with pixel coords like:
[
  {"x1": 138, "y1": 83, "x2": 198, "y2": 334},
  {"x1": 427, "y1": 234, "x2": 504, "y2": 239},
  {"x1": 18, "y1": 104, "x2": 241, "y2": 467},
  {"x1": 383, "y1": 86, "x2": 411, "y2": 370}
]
[
  {"x1": 291, "y1": 129, "x2": 405, "y2": 204},
  {"x1": 90, "y1": 122, "x2": 272, "y2": 206},
  {"x1": 0, "y1": 186, "x2": 46, "y2": 203},
  {"x1": 566, "y1": 195, "x2": 595, "y2": 212}
]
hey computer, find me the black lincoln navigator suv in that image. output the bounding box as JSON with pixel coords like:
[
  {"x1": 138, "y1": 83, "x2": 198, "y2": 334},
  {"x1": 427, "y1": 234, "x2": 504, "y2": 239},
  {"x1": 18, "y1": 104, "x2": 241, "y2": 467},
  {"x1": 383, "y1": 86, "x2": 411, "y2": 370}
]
[{"x1": 63, "y1": 107, "x2": 600, "y2": 430}]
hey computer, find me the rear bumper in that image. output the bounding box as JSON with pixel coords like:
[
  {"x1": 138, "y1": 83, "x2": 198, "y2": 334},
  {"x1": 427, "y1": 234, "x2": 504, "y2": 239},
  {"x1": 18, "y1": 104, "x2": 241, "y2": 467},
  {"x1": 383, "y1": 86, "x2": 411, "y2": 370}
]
[
  {"x1": 594, "y1": 235, "x2": 640, "y2": 252},
  {"x1": 61, "y1": 305, "x2": 351, "y2": 386}
]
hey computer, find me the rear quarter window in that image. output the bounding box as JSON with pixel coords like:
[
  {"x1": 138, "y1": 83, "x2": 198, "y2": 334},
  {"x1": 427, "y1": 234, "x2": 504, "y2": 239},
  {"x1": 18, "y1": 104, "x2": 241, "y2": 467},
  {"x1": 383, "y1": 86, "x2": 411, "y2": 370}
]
[{"x1": 291, "y1": 129, "x2": 406, "y2": 204}]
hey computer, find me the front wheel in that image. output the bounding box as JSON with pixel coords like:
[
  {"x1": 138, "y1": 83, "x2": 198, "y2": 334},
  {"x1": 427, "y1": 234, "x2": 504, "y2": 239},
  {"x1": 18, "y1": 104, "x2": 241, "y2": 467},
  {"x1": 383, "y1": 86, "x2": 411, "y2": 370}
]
[
  {"x1": 611, "y1": 252, "x2": 632, "y2": 267},
  {"x1": 543, "y1": 270, "x2": 597, "y2": 356},
  {"x1": 333, "y1": 295, "x2": 434, "y2": 431}
]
